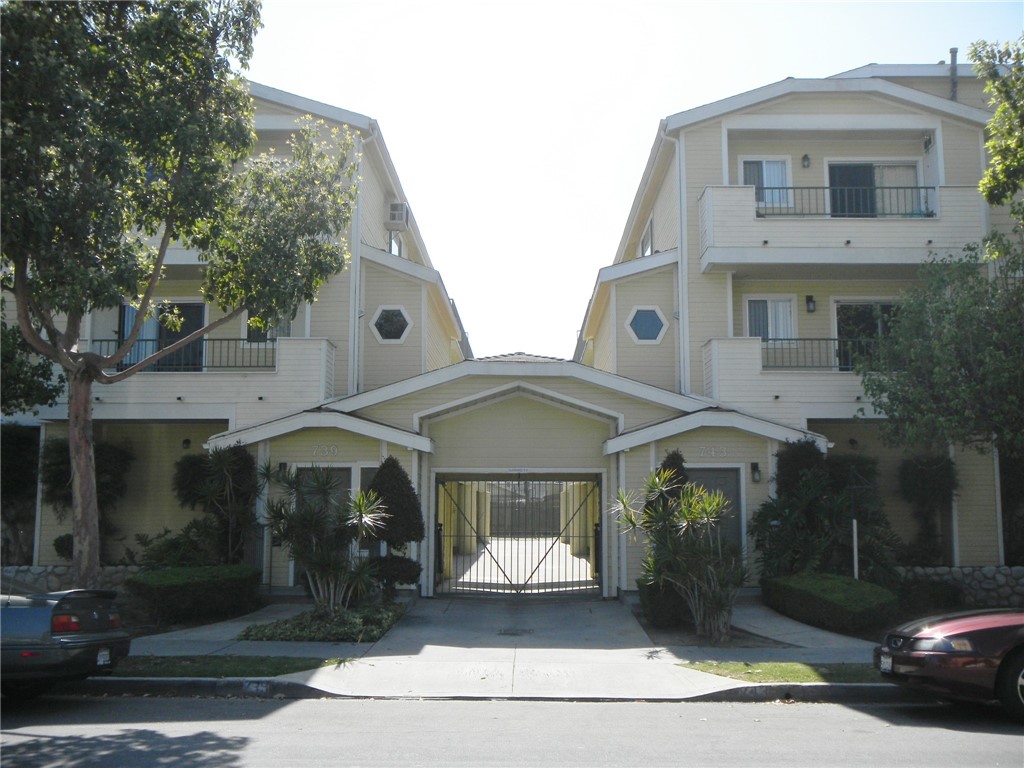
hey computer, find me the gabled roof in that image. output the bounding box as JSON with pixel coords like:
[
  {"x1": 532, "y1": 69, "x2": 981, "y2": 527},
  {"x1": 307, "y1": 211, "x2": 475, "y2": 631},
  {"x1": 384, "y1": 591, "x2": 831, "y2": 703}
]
[
  {"x1": 205, "y1": 356, "x2": 822, "y2": 457},
  {"x1": 604, "y1": 410, "x2": 827, "y2": 455},
  {"x1": 205, "y1": 408, "x2": 432, "y2": 452},
  {"x1": 326, "y1": 357, "x2": 719, "y2": 415},
  {"x1": 662, "y1": 76, "x2": 991, "y2": 132}
]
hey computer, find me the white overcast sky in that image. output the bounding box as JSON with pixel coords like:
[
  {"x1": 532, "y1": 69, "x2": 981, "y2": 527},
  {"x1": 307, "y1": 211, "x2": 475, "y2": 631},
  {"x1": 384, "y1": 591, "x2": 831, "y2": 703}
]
[{"x1": 244, "y1": 0, "x2": 1022, "y2": 360}]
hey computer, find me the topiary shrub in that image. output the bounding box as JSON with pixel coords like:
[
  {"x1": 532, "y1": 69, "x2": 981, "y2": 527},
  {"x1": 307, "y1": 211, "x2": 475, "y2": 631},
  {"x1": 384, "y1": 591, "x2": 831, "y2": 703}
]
[
  {"x1": 125, "y1": 564, "x2": 261, "y2": 626},
  {"x1": 375, "y1": 554, "x2": 423, "y2": 599},
  {"x1": 368, "y1": 456, "x2": 425, "y2": 548},
  {"x1": 763, "y1": 573, "x2": 897, "y2": 634}
]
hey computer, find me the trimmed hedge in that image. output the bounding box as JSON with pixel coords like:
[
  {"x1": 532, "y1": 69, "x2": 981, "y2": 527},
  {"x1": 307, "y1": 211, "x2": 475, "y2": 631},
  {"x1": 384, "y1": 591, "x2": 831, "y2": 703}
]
[
  {"x1": 763, "y1": 573, "x2": 898, "y2": 634},
  {"x1": 125, "y1": 565, "x2": 261, "y2": 626}
]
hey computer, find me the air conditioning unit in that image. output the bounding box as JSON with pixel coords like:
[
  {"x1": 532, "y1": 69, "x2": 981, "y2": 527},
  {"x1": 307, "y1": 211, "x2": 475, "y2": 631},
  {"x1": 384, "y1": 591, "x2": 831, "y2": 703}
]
[{"x1": 385, "y1": 202, "x2": 409, "y2": 232}]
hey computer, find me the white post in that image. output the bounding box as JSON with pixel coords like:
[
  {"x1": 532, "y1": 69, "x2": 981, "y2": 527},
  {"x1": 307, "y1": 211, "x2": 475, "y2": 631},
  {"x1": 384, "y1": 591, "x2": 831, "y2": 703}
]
[{"x1": 852, "y1": 518, "x2": 860, "y2": 580}]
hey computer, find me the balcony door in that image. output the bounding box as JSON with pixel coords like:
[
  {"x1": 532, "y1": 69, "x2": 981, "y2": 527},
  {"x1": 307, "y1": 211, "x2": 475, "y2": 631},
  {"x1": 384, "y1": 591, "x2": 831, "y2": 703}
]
[
  {"x1": 835, "y1": 301, "x2": 895, "y2": 370},
  {"x1": 120, "y1": 302, "x2": 205, "y2": 371},
  {"x1": 829, "y1": 164, "x2": 876, "y2": 218}
]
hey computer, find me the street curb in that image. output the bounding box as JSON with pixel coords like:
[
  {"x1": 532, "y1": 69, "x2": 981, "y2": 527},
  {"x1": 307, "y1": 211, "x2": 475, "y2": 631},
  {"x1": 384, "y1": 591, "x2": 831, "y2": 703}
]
[{"x1": 61, "y1": 677, "x2": 923, "y2": 704}]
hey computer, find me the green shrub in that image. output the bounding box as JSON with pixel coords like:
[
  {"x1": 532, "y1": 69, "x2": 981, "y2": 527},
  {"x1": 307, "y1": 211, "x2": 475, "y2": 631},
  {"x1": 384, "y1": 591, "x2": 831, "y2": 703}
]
[
  {"x1": 763, "y1": 573, "x2": 897, "y2": 634},
  {"x1": 636, "y1": 579, "x2": 690, "y2": 629},
  {"x1": 125, "y1": 565, "x2": 261, "y2": 626},
  {"x1": 375, "y1": 554, "x2": 422, "y2": 600},
  {"x1": 131, "y1": 517, "x2": 225, "y2": 567},
  {"x1": 237, "y1": 603, "x2": 404, "y2": 643}
]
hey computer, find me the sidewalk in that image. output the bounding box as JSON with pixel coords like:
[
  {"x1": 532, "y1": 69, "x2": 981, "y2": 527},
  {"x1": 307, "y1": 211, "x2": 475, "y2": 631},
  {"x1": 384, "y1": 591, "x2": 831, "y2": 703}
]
[{"x1": 87, "y1": 591, "x2": 894, "y2": 703}]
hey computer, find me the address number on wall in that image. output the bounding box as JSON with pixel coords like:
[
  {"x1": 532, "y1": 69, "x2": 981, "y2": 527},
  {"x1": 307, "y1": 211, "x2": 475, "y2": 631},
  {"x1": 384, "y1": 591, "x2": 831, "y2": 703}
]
[
  {"x1": 697, "y1": 446, "x2": 728, "y2": 458},
  {"x1": 312, "y1": 444, "x2": 340, "y2": 457}
]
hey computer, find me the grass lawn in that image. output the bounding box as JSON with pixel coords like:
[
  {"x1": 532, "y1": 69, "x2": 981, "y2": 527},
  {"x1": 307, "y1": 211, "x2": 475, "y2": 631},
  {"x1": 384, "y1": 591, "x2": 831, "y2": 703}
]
[
  {"x1": 680, "y1": 661, "x2": 880, "y2": 684},
  {"x1": 113, "y1": 655, "x2": 345, "y2": 678}
]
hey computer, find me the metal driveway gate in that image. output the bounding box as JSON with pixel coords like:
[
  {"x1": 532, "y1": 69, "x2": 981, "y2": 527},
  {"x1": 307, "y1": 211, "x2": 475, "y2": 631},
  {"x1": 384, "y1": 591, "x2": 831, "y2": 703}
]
[{"x1": 435, "y1": 475, "x2": 601, "y2": 595}]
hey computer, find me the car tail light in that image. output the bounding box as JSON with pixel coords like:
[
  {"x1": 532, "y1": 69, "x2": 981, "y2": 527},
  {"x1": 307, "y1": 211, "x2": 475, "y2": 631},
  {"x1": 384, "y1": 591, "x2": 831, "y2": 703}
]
[
  {"x1": 108, "y1": 612, "x2": 122, "y2": 629},
  {"x1": 51, "y1": 613, "x2": 82, "y2": 633}
]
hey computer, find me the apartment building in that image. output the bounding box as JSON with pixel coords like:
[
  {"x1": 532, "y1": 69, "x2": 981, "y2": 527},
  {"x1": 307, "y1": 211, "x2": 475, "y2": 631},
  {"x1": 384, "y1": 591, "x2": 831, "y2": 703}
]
[{"x1": 20, "y1": 63, "x2": 1007, "y2": 595}]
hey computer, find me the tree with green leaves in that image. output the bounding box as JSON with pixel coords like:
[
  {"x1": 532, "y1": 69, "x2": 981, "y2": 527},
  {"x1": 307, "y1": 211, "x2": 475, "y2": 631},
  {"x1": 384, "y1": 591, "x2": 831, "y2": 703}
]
[
  {"x1": 972, "y1": 36, "x2": 1024, "y2": 206},
  {"x1": 2, "y1": 300, "x2": 64, "y2": 416},
  {"x1": 1, "y1": 1, "x2": 358, "y2": 586}
]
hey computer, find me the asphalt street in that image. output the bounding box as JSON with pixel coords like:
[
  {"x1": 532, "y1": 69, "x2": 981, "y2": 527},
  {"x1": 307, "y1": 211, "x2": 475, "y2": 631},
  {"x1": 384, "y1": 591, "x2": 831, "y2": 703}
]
[{"x1": 2, "y1": 697, "x2": 1021, "y2": 768}]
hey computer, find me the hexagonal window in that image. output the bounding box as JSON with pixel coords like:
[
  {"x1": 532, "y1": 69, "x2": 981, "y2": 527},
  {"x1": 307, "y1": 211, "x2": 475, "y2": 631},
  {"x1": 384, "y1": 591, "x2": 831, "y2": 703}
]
[
  {"x1": 371, "y1": 306, "x2": 412, "y2": 344},
  {"x1": 626, "y1": 306, "x2": 667, "y2": 344}
]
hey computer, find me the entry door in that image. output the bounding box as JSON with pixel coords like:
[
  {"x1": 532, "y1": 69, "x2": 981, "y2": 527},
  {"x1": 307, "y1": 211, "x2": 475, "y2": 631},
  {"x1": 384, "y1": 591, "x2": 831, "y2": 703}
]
[
  {"x1": 684, "y1": 469, "x2": 743, "y2": 555},
  {"x1": 829, "y1": 164, "x2": 876, "y2": 218}
]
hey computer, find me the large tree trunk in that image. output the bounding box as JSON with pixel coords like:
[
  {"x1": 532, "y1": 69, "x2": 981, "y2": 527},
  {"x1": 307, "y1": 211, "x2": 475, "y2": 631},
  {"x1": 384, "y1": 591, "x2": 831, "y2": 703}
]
[{"x1": 68, "y1": 372, "x2": 101, "y2": 587}]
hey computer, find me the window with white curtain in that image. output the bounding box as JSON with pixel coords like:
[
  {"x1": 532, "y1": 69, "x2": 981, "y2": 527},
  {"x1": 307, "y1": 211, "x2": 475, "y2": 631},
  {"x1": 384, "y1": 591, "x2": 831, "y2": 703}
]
[
  {"x1": 746, "y1": 297, "x2": 794, "y2": 340},
  {"x1": 742, "y1": 159, "x2": 790, "y2": 207}
]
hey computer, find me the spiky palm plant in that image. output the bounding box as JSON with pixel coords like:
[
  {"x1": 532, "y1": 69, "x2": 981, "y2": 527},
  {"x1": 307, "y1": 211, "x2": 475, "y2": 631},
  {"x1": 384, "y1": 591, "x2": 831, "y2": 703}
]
[{"x1": 265, "y1": 466, "x2": 387, "y2": 611}]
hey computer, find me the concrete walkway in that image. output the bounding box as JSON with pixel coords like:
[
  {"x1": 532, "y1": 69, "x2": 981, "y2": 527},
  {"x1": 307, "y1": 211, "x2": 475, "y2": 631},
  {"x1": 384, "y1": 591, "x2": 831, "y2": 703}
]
[{"x1": 124, "y1": 592, "x2": 881, "y2": 701}]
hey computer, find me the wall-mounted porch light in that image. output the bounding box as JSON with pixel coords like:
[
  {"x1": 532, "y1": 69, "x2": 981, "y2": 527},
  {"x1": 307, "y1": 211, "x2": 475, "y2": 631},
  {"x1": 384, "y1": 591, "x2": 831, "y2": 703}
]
[
  {"x1": 751, "y1": 462, "x2": 762, "y2": 483},
  {"x1": 805, "y1": 295, "x2": 817, "y2": 313},
  {"x1": 801, "y1": 154, "x2": 811, "y2": 169}
]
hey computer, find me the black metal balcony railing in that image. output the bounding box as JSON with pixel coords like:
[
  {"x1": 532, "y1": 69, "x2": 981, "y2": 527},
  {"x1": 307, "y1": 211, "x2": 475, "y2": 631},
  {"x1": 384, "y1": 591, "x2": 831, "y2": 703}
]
[
  {"x1": 91, "y1": 338, "x2": 277, "y2": 372},
  {"x1": 755, "y1": 186, "x2": 935, "y2": 218},
  {"x1": 761, "y1": 338, "x2": 879, "y2": 370}
]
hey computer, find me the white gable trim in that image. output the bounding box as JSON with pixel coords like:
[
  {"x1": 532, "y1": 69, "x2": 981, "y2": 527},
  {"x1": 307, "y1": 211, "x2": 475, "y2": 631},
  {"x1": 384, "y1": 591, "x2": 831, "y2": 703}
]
[
  {"x1": 664, "y1": 78, "x2": 990, "y2": 132},
  {"x1": 249, "y1": 82, "x2": 372, "y2": 130},
  {"x1": 206, "y1": 410, "x2": 433, "y2": 453},
  {"x1": 328, "y1": 359, "x2": 716, "y2": 415},
  {"x1": 604, "y1": 411, "x2": 826, "y2": 455},
  {"x1": 413, "y1": 381, "x2": 625, "y2": 432}
]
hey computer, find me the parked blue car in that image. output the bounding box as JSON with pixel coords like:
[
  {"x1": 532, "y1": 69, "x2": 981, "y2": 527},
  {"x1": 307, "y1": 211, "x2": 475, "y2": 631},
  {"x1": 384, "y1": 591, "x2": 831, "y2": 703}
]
[{"x1": 1, "y1": 589, "x2": 131, "y2": 699}]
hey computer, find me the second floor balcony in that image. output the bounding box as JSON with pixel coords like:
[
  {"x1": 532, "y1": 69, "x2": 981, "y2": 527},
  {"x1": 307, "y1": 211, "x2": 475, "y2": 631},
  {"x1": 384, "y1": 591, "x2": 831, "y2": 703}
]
[
  {"x1": 698, "y1": 185, "x2": 985, "y2": 278},
  {"x1": 78, "y1": 336, "x2": 337, "y2": 420},
  {"x1": 91, "y1": 338, "x2": 278, "y2": 372}
]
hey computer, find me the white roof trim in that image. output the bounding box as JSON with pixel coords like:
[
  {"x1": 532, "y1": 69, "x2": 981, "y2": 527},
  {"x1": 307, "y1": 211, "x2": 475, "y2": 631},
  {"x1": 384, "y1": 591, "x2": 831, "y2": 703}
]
[
  {"x1": 206, "y1": 410, "x2": 433, "y2": 452},
  {"x1": 328, "y1": 359, "x2": 717, "y2": 415},
  {"x1": 248, "y1": 82, "x2": 372, "y2": 130},
  {"x1": 604, "y1": 411, "x2": 827, "y2": 455},
  {"x1": 664, "y1": 78, "x2": 990, "y2": 133},
  {"x1": 413, "y1": 381, "x2": 625, "y2": 432}
]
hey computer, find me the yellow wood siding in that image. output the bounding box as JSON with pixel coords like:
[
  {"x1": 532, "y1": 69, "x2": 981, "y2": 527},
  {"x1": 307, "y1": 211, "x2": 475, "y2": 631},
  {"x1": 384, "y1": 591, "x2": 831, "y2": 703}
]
[
  {"x1": 746, "y1": 92, "x2": 925, "y2": 116},
  {"x1": 940, "y1": 119, "x2": 986, "y2": 185},
  {"x1": 426, "y1": 396, "x2": 611, "y2": 470},
  {"x1": 36, "y1": 421, "x2": 229, "y2": 565},
  {"x1": 614, "y1": 269, "x2": 678, "y2": 391},
  {"x1": 652, "y1": 169, "x2": 679, "y2": 253},
  {"x1": 362, "y1": 262, "x2": 424, "y2": 390},
  {"x1": 952, "y1": 445, "x2": 1002, "y2": 565}
]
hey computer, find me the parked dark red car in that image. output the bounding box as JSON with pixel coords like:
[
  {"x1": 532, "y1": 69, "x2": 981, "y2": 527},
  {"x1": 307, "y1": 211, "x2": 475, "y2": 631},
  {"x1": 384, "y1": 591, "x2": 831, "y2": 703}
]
[{"x1": 874, "y1": 609, "x2": 1024, "y2": 720}]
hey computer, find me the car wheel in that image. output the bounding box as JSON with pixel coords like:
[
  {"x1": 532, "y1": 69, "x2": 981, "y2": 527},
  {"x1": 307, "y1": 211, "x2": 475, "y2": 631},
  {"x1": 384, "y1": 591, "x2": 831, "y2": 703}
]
[
  {"x1": 996, "y1": 650, "x2": 1024, "y2": 722},
  {"x1": 1, "y1": 680, "x2": 54, "y2": 700}
]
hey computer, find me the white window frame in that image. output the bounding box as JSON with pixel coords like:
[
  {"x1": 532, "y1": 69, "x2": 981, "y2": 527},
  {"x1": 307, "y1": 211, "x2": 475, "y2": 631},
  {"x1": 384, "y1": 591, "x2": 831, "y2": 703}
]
[
  {"x1": 241, "y1": 311, "x2": 292, "y2": 347},
  {"x1": 388, "y1": 231, "x2": 403, "y2": 258},
  {"x1": 738, "y1": 156, "x2": 793, "y2": 208},
  {"x1": 370, "y1": 305, "x2": 413, "y2": 344},
  {"x1": 639, "y1": 218, "x2": 653, "y2": 258},
  {"x1": 743, "y1": 295, "x2": 797, "y2": 341},
  {"x1": 625, "y1": 305, "x2": 668, "y2": 345}
]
